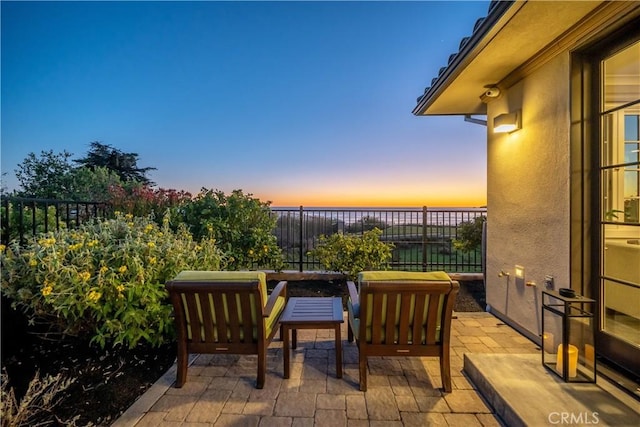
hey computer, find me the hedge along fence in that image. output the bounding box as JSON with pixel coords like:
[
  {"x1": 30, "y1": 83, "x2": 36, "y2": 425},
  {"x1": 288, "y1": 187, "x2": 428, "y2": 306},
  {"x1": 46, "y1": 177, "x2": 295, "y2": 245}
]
[
  {"x1": 271, "y1": 206, "x2": 487, "y2": 273},
  {"x1": 2, "y1": 197, "x2": 487, "y2": 273}
]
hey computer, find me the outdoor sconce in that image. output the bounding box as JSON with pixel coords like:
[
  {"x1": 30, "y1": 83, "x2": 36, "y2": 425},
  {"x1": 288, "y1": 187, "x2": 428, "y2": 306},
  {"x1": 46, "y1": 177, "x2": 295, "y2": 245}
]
[
  {"x1": 493, "y1": 110, "x2": 521, "y2": 133},
  {"x1": 515, "y1": 265, "x2": 524, "y2": 279}
]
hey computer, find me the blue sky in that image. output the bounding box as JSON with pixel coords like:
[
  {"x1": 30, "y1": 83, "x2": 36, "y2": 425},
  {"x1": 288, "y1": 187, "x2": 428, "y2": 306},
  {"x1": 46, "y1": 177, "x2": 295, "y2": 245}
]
[{"x1": 1, "y1": 1, "x2": 489, "y2": 207}]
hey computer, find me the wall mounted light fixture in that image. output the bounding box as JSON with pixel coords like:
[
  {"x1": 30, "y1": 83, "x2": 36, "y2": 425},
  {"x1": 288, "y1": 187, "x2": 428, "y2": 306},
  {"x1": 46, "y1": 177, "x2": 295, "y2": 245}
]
[{"x1": 493, "y1": 110, "x2": 521, "y2": 133}]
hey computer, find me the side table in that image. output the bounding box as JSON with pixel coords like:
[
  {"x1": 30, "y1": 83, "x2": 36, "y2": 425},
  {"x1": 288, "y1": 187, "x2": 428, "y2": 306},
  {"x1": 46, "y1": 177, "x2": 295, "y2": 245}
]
[{"x1": 280, "y1": 297, "x2": 344, "y2": 379}]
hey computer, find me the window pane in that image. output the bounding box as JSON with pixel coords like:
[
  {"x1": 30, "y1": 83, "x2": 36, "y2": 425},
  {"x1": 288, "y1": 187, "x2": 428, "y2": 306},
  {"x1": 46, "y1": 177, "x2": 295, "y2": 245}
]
[
  {"x1": 603, "y1": 279, "x2": 640, "y2": 347},
  {"x1": 625, "y1": 115, "x2": 639, "y2": 141},
  {"x1": 603, "y1": 41, "x2": 640, "y2": 110}
]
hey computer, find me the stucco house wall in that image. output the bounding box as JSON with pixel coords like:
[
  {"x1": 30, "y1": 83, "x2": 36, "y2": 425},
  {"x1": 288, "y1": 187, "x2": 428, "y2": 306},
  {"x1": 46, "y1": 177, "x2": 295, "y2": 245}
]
[{"x1": 486, "y1": 53, "x2": 571, "y2": 340}]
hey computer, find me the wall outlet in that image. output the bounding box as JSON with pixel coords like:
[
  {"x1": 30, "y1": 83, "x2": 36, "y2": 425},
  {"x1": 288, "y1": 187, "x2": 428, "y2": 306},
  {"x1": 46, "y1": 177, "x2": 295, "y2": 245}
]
[{"x1": 544, "y1": 275, "x2": 554, "y2": 290}]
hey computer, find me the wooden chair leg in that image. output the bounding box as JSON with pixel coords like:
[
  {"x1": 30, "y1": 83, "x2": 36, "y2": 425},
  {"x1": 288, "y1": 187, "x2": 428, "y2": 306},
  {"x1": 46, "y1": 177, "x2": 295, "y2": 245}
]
[
  {"x1": 440, "y1": 347, "x2": 452, "y2": 393},
  {"x1": 257, "y1": 350, "x2": 266, "y2": 389},
  {"x1": 359, "y1": 354, "x2": 367, "y2": 391},
  {"x1": 175, "y1": 343, "x2": 188, "y2": 388}
]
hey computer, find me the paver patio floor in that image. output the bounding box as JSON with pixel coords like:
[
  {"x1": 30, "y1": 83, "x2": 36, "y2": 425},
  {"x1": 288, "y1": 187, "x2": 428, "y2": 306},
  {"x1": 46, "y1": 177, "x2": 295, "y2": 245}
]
[{"x1": 113, "y1": 312, "x2": 540, "y2": 427}]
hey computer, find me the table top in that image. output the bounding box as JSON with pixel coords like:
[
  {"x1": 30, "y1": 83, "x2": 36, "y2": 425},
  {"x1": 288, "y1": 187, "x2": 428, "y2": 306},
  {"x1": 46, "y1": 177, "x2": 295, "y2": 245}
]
[{"x1": 280, "y1": 297, "x2": 344, "y2": 324}]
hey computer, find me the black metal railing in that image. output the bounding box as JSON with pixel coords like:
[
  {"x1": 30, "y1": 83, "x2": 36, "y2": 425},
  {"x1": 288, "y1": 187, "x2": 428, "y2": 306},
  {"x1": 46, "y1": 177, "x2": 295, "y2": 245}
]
[
  {"x1": 271, "y1": 206, "x2": 486, "y2": 273},
  {"x1": 1, "y1": 197, "x2": 486, "y2": 273},
  {"x1": 1, "y1": 196, "x2": 111, "y2": 245}
]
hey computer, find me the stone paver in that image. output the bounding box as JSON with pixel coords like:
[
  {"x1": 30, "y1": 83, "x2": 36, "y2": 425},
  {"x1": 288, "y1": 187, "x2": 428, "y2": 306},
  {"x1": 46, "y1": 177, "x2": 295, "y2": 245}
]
[{"x1": 111, "y1": 312, "x2": 545, "y2": 427}]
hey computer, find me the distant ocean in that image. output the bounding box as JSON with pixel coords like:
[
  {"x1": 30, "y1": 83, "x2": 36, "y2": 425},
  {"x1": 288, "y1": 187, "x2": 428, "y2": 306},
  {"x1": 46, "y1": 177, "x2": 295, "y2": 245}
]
[{"x1": 270, "y1": 207, "x2": 486, "y2": 227}]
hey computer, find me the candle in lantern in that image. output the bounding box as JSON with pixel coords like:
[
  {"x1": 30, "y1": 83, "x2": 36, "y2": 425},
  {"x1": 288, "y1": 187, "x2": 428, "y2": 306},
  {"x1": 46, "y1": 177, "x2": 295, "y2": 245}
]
[
  {"x1": 556, "y1": 344, "x2": 578, "y2": 377},
  {"x1": 542, "y1": 332, "x2": 554, "y2": 354}
]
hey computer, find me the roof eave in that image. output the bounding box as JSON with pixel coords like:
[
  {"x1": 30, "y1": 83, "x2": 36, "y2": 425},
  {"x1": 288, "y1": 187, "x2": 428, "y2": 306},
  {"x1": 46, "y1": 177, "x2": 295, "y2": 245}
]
[{"x1": 412, "y1": 1, "x2": 519, "y2": 117}]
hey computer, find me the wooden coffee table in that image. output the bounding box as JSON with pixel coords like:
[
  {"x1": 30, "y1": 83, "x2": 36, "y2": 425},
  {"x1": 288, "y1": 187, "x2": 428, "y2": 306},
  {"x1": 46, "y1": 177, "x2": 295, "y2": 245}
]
[{"x1": 280, "y1": 297, "x2": 344, "y2": 379}]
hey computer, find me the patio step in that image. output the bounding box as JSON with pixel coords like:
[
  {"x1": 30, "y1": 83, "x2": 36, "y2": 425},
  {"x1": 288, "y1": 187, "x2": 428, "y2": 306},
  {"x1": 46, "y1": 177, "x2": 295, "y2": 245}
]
[{"x1": 464, "y1": 353, "x2": 639, "y2": 427}]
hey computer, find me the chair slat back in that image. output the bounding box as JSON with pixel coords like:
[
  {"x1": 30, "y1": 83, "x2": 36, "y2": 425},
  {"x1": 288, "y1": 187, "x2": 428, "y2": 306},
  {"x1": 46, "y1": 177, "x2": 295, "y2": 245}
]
[
  {"x1": 166, "y1": 281, "x2": 265, "y2": 344},
  {"x1": 359, "y1": 280, "x2": 457, "y2": 346}
]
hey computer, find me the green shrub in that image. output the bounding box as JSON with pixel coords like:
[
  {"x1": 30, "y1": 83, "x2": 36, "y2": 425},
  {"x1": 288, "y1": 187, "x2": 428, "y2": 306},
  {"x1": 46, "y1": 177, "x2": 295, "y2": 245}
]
[
  {"x1": 175, "y1": 189, "x2": 284, "y2": 271},
  {"x1": 309, "y1": 228, "x2": 394, "y2": 279},
  {"x1": 453, "y1": 215, "x2": 486, "y2": 253},
  {"x1": 0, "y1": 212, "x2": 223, "y2": 348}
]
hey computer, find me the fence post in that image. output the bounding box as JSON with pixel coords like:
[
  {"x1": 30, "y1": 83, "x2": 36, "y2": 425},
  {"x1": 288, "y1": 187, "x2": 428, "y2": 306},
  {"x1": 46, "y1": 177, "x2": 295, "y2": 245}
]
[
  {"x1": 299, "y1": 206, "x2": 304, "y2": 272},
  {"x1": 422, "y1": 206, "x2": 428, "y2": 272}
]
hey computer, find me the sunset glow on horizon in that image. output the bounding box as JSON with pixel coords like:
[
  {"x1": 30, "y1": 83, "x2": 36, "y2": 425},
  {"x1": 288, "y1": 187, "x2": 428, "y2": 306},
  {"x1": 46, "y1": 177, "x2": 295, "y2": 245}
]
[{"x1": 2, "y1": 2, "x2": 490, "y2": 206}]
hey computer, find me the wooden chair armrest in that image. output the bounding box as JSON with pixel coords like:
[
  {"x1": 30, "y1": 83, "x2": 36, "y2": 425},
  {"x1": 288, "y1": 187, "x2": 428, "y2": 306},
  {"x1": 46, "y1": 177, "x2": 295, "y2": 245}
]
[
  {"x1": 347, "y1": 281, "x2": 359, "y2": 305},
  {"x1": 264, "y1": 280, "x2": 287, "y2": 317}
]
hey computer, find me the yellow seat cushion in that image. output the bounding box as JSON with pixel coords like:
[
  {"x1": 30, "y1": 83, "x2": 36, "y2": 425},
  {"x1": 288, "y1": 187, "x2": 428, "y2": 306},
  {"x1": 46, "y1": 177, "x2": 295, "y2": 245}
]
[{"x1": 358, "y1": 271, "x2": 451, "y2": 283}]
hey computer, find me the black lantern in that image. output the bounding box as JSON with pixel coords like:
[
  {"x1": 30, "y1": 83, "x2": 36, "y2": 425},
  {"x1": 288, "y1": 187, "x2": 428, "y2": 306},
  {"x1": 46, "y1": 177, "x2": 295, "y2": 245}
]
[{"x1": 542, "y1": 290, "x2": 596, "y2": 382}]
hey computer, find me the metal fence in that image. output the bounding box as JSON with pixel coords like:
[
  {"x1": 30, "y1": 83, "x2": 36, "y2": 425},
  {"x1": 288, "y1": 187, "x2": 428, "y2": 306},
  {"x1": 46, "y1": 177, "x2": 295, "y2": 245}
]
[
  {"x1": 1, "y1": 198, "x2": 486, "y2": 273},
  {"x1": 1, "y1": 196, "x2": 110, "y2": 245},
  {"x1": 272, "y1": 207, "x2": 486, "y2": 273}
]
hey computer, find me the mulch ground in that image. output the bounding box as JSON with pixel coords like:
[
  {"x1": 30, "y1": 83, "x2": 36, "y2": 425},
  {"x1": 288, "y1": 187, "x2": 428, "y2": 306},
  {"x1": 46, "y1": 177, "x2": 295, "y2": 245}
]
[{"x1": 1, "y1": 280, "x2": 485, "y2": 426}]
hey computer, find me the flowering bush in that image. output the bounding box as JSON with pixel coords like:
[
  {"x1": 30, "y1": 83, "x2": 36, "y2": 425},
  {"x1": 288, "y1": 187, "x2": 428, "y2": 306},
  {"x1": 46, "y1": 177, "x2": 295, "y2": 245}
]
[
  {"x1": 309, "y1": 228, "x2": 394, "y2": 279},
  {"x1": 175, "y1": 189, "x2": 284, "y2": 271},
  {"x1": 108, "y1": 184, "x2": 192, "y2": 219},
  {"x1": 0, "y1": 212, "x2": 223, "y2": 348}
]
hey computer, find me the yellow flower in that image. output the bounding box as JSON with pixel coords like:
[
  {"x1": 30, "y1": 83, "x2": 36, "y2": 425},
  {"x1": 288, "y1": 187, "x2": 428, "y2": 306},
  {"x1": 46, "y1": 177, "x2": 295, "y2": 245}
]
[
  {"x1": 147, "y1": 242, "x2": 156, "y2": 249},
  {"x1": 157, "y1": 232, "x2": 164, "y2": 237},
  {"x1": 207, "y1": 225, "x2": 213, "y2": 232},
  {"x1": 248, "y1": 249, "x2": 254, "y2": 255},
  {"x1": 194, "y1": 245, "x2": 202, "y2": 251},
  {"x1": 42, "y1": 286, "x2": 53, "y2": 296},
  {"x1": 125, "y1": 213, "x2": 133, "y2": 220},
  {"x1": 116, "y1": 284, "x2": 125, "y2": 293},
  {"x1": 114, "y1": 210, "x2": 121, "y2": 216},
  {"x1": 79, "y1": 271, "x2": 91, "y2": 282},
  {"x1": 99, "y1": 266, "x2": 109, "y2": 275},
  {"x1": 87, "y1": 290, "x2": 102, "y2": 302},
  {"x1": 29, "y1": 258, "x2": 38, "y2": 267},
  {"x1": 38, "y1": 237, "x2": 56, "y2": 247},
  {"x1": 127, "y1": 222, "x2": 134, "y2": 227},
  {"x1": 0, "y1": 244, "x2": 6, "y2": 252},
  {"x1": 263, "y1": 245, "x2": 269, "y2": 253},
  {"x1": 148, "y1": 256, "x2": 157, "y2": 265},
  {"x1": 144, "y1": 224, "x2": 154, "y2": 233},
  {"x1": 87, "y1": 240, "x2": 98, "y2": 248},
  {"x1": 118, "y1": 265, "x2": 128, "y2": 274}
]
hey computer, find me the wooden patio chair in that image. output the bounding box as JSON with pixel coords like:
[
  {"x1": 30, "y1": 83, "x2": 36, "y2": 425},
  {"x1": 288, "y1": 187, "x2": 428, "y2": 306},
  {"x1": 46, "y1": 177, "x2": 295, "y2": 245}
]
[
  {"x1": 347, "y1": 271, "x2": 459, "y2": 392},
  {"x1": 165, "y1": 271, "x2": 287, "y2": 389}
]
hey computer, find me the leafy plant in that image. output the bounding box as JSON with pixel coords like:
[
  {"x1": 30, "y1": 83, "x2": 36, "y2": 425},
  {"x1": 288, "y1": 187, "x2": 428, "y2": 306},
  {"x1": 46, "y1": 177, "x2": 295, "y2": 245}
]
[
  {"x1": 453, "y1": 215, "x2": 486, "y2": 253},
  {"x1": 108, "y1": 183, "x2": 192, "y2": 219},
  {"x1": 309, "y1": 228, "x2": 394, "y2": 279},
  {"x1": 14, "y1": 150, "x2": 76, "y2": 199},
  {"x1": 175, "y1": 188, "x2": 284, "y2": 271},
  {"x1": 0, "y1": 369, "x2": 79, "y2": 427},
  {"x1": 1, "y1": 212, "x2": 223, "y2": 348}
]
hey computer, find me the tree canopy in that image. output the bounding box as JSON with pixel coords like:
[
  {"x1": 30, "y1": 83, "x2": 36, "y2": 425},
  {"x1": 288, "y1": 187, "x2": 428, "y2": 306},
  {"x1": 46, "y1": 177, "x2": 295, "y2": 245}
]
[
  {"x1": 74, "y1": 142, "x2": 156, "y2": 186},
  {"x1": 12, "y1": 143, "x2": 156, "y2": 200},
  {"x1": 14, "y1": 150, "x2": 75, "y2": 199}
]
